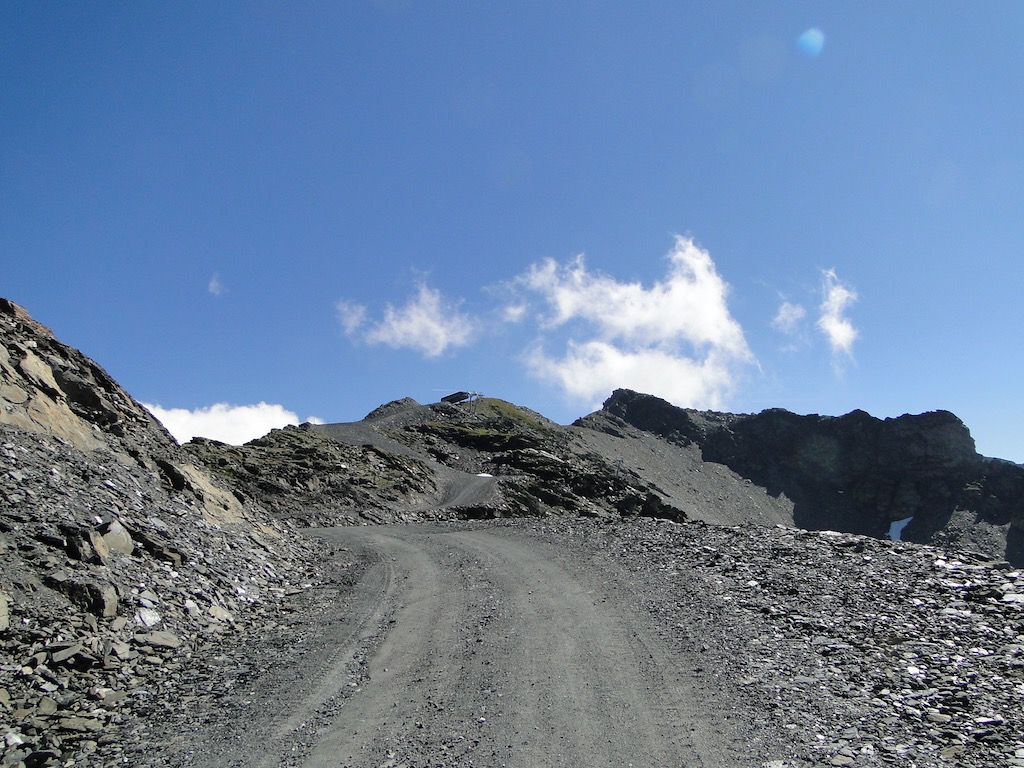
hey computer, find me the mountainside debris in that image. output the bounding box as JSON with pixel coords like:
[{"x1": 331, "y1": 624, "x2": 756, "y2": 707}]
[
  {"x1": 0, "y1": 301, "x2": 325, "y2": 767},
  {"x1": 521, "y1": 516, "x2": 1024, "y2": 768}
]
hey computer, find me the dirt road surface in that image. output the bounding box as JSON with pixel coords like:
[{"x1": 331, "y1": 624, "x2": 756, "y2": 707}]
[{"x1": 196, "y1": 524, "x2": 756, "y2": 768}]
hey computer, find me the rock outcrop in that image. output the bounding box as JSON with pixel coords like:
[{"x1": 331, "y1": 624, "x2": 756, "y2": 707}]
[
  {"x1": 0, "y1": 298, "x2": 178, "y2": 458},
  {"x1": 183, "y1": 424, "x2": 440, "y2": 526},
  {"x1": 593, "y1": 388, "x2": 1024, "y2": 564},
  {"x1": 342, "y1": 396, "x2": 688, "y2": 522}
]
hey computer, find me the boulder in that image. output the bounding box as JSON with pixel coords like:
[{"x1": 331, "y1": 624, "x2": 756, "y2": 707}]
[
  {"x1": 43, "y1": 575, "x2": 119, "y2": 618},
  {"x1": 97, "y1": 518, "x2": 134, "y2": 556}
]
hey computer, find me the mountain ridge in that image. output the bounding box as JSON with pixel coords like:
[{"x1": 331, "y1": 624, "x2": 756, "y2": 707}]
[
  {"x1": 588, "y1": 388, "x2": 1024, "y2": 564},
  {"x1": 184, "y1": 384, "x2": 1024, "y2": 565}
]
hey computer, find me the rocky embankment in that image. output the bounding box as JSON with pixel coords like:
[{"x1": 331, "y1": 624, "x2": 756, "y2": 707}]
[
  {"x1": 0, "y1": 300, "x2": 324, "y2": 767},
  {"x1": 183, "y1": 424, "x2": 439, "y2": 526}
]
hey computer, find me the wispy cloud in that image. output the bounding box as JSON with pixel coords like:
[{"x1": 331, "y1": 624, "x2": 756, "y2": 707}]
[
  {"x1": 338, "y1": 283, "x2": 475, "y2": 358},
  {"x1": 506, "y1": 236, "x2": 754, "y2": 410},
  {"x1": 336, "y1": 300, "x2": 367, "y2": 335},
  {"x1": 208, "y1": 273, "x2": 224, "y2": 296},
  {"x1": 771, "y1": 301, "x2": 807, "y2": 337},
  {"x1": 502, "y1": 303, "x2": 527, "y2": 323},
  {"x1": 144, "y1": 402, "x2": 322, "y2": 445},
  {"x1": 816, "y1": 268, "x2": 858, "y2": 364}
]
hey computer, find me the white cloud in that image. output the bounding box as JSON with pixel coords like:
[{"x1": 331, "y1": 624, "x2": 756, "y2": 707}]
[
  {"x1": 816, "y1": 268, "x2": 858, "y2": 362},
  {"x1": 144, "y1": 402, "x2": 323, "y2": 445},
  {"x1": 517, "y1": 238, "x2": 749, "y2": 353},
  {"x1": 208, "y1": 273, "x2": 224, "y2": 296},
  {"x1": 508, "y1": 236, "x2": 754, "y2": 409},
  {"x1": 772, "y1": 301, "x2": 806, "y2": 336},
  {"x1": 342, "y1": 283, "x2": 475, "y2": 358},
  {"x1": 526, "y1": 341, "x2": 740, "y2": 411}
]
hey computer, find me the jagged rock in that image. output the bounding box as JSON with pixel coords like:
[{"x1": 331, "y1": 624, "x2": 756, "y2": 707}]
[
  {"x1": 42, "y1": 575, "x2": 118, "y2": 617},
  {"x1": 0, "y1": 298, "x2": 177, "y2": 456},
  {"x1": 184, "y1": 425, "x2": 440, "y2": 525},
  {"x1": 134, "y1": 631, "x2": 181, "y2": 649},
  {"x1": 131, "y1": 529, "x2": 187, "y2": 565},
  {"x1": 595, "y1": 388, "x2": 1024, "y2": 564}
]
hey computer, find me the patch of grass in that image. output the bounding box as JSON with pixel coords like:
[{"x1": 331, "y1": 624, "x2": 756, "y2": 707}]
[{"x1": 474, "y1": 398, "x2": 547, "y2": 430}]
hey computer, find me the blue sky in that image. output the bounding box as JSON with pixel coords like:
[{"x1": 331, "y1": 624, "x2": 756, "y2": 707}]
[{"x1": 3, "y1": 3, "x2": 1024, "y2": 460}]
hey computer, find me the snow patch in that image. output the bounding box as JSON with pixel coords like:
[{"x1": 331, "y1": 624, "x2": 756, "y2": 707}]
[{"x1": 888, "y1": 517, "x2": 913, "y2": 541}]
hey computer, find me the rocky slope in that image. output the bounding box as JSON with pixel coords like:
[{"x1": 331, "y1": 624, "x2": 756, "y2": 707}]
[
  {"x1": 183, "y1": 424, "x2": 439, "y2": 526},
  {"x1": 0, "y1": 300, "x2": 325, "y2": 767},
  {"x1": 184, "y1": 395, "x2": 688, "y2": 527},
  {"x1": 189, "y1": 387, "x2": 1023, "y2": 566},
  {"x1": 517, "y1": 515, "x2": 1024, "y2": 768}
]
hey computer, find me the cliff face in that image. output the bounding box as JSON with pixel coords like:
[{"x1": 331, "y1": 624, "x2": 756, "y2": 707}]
[{"x1": 598, "y1": 389, "x2": 1024, "y2": 563}]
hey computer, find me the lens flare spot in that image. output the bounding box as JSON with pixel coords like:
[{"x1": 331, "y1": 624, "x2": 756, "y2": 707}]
[{"x1": 797, "y1": 28, "x2": 825, "y2": 58}]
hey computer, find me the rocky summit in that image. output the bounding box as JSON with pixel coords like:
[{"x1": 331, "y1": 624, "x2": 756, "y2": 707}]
[{"x1": 2, "y1": 297, "x2": 1024, "y2": 768}]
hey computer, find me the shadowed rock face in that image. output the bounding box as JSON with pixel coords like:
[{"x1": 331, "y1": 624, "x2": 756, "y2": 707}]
[{"x1": 599, "y1": 389, "x2": 1024, "y2": 563}]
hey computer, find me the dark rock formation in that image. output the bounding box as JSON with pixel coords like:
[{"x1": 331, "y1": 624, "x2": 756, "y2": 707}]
[
  {"x1": 370, "y1": 396, "x2": 688, "y2": 522},
  {"x1": 596, "y1": 388, "x2": 1024, "y2": 564}
]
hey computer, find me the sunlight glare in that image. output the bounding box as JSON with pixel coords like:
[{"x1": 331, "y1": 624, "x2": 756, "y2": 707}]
[{"x1": 797, "y1": 28, "x2": 826, "y2": 58}]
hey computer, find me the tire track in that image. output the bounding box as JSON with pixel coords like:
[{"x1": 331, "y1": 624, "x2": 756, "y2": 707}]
[{"x1": 292, "y1": 525, "x2": 744, "y2": 768}]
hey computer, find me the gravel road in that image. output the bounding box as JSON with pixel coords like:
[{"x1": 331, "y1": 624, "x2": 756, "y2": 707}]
[{"x1": 180, "y1": 524, "x2": 759, "y2": 768}]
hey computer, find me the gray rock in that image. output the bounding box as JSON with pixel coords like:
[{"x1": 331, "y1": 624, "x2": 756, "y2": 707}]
[{"x1": 133, "y1": 631, "x2": 181, "y2": 649}]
